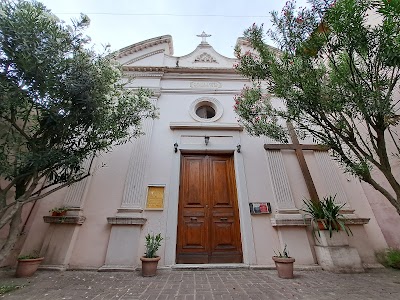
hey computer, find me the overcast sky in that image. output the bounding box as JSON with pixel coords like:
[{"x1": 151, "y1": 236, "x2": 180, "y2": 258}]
[{"x1": 39, "y1": 0, "x2": 309, "y2": 57}]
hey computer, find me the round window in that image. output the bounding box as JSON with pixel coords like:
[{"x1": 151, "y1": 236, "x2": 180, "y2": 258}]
[
  {"x1": 189, "y1": 97, "x2": 223, "y2": 122},
  {"x1": 196, "y1": 105, "x2": 216, "y2": 119}
]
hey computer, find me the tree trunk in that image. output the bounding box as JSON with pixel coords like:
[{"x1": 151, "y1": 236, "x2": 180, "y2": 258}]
[{"x1": 0, "y1": 204, "x2": 22, "y2": 264}]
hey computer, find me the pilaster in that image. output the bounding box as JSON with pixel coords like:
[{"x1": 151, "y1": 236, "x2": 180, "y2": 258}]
[
  {"x1": 101, "y1": 96, "x2": 158, "y2": 271},
  {"x1": 314, "y1": 151, "x2": 350, "y2": 209},
  {"x1": 265, "y1": 138, "x2": 314, "y2": 264}
]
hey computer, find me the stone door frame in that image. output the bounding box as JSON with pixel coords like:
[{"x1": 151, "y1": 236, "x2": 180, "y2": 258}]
[{"x1": 164, "y1": 133, "x2": 256, "y2": 266}]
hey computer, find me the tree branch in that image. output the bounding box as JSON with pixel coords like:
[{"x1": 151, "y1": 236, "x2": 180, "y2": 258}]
[{"x1": 1, "y1": 116, "x2": 31, "y2": 142}]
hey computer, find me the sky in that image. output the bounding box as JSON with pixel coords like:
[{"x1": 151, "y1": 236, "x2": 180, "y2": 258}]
[{"x1": 39, "y1": 0, "x2": 310, "y2": 58}]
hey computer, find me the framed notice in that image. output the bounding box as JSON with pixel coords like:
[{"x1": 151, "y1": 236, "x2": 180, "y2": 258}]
[
  {"x1": 249, "y1": 202, "x2": 272, "y2": 215},
  {"x1": 145, "y1": 185, "x2": 165, "y2": 210}
]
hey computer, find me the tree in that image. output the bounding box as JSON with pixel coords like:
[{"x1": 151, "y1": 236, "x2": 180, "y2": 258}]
[
  {"x1": 0, "y1": 0, "x2": 157, "y2": 262},
  {"x1": 234, "y1": 0, "x2": 400, "y2": 214}
]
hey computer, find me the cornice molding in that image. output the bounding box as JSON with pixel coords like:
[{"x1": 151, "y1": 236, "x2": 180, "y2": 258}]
[
  {"x1": 271, "y1": 217, "x2": 370, "y2": 227},
  {"x1": 123, "y1": 49, "x2": 165, "y2": 65},
  {"x1": 43, "y1": 216, "x2": 86, "y2": 225},
  {"x1": 160, "y1": 89, "x2": 242, "y2": 95},
  {"x1": 170, "y1": 122, "x2": 243, "y2": 131},
  {"x1": 122, "y1": 66, "x2": 237, "y2": 75},
  {"x1": 115, "y1": 35, "x2": 173, "y2": 58},
  {"x1": 107, "y1": 217, "x2": 147, "y2": 225}
]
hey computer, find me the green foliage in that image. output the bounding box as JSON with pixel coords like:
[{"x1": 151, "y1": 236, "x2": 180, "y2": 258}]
[
  {"x1": 376, "y1": 248, "x2": 400, "y2": 269},
  {"x1": 18, "y1": 250, "x2": 41, "y2": 260},
  {"x1": 144, "y1": 233, "x2": 163, "y2": 258},
  {"x1": 234, "y1": 0, "x2": 400, "y2": 214},
  {"x1": 49, "y1": 206, "x2": 69, "y2": 213},
  {"x1": 0, "y1": 0, "x2": 157, "y2": 200},
  {"x1": 0, "y1": 0, "x2": 157, "y2": 262},
  {"x1": 0, "y1": 285, "x2": 22, "y2": 295},
  {"x1": 274, "y1": 244, "x2": 291, "y2": 258},
  {"x1": 302, "y1": 195, "x2": 352, "y2": 238}
]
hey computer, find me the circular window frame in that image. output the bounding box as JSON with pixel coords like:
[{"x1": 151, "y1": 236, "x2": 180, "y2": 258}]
[{"x1": 189, "y1": 97, "x2": 223, "y2": 122}]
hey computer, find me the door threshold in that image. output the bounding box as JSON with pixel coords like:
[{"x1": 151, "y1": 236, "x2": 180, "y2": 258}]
[{"x1": 172, "y1": 263, "x2": 249, "y2": 270}]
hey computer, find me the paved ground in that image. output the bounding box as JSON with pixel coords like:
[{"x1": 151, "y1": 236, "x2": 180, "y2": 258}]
[{"x1": 0, "y1": 268, "x2": 399, "y2": 300}]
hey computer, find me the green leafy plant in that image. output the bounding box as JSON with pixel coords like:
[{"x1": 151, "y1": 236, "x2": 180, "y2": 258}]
[
  {"x1": 274, "y1": 244, "x2": 291, "y2": 258},
  {"x1": 376, "y1": 248, "x2": 400, "y2": 269},
  {"x1": 234, "y1": 0, "x2": 400, "y2": 216},
  {"x1": 0, "y1": 285, "x2": 22, "y2": 295},
  {"x1": 49, "y1": 206, "x2": 69, "y2": 214},
  {"x1": 18, "y1": 250, "x2": 41, "y2": 260},
  {"x1": 144, "y1": 233, "x2": 163, "y2": 258},
  {"x1": 302, "y1": 195, "x2": 352, "y2": 239},
  {"x1": 0, "y1": 0, "x2": 157, "y2": 263}
]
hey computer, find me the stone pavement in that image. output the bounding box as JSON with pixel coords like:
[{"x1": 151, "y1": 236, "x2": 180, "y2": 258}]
[{"x1": 0, "y1": 268, "x2": 399, "y2": 300}]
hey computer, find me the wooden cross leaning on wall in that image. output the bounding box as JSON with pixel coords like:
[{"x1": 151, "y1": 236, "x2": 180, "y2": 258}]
[{"x1": 264, "y1": 122, "x2": 330, "y2": 204}]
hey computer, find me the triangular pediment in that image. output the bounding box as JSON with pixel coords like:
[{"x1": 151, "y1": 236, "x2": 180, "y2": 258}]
[
  {"x1": 114, "y1": 35, "x2": 238, "y2": 70},
  {"x1": 164, "y1": 43, "x2": 236, "y2": 69}
]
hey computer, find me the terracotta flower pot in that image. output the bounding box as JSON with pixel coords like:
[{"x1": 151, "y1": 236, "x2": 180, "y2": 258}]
[
  {"x1": 51, "y1": 211, "x2": 67, "y2": 217},
  {"x1": 317, "y1": 220, "x2": 341, "y2": 231},
  {"x1": 272, "y1": 256, "x2": 295, "y2": 279},
  {"x1": 140, "y1": 256, "x2": 161, "y2": 277},
  {"x1": 15, "y1": 257, "x2": 44, "y2": 278}
]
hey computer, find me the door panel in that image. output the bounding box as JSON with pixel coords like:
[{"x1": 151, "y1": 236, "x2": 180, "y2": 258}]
[
  {"x1": 176, "y1": 154, "x2": 242, "y2": 264},
  {"x1": 176, "y1": 156, "x2": 208, "y2": 264}
]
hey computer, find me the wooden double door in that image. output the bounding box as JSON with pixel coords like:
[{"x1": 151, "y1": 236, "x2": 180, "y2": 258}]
[{"x1": 176, "y1": 154, "x2": 243, "y2": 264}]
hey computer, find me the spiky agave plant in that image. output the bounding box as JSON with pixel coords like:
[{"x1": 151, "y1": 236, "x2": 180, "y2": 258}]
[
  {"x1": 302, "y1": 195, "x2": 352, "y2": 239},
  {"x1": 144, "y1": 233, "x2": 163, "y2": 258}
]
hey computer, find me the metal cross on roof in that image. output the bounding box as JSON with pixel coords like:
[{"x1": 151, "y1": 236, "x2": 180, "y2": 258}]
[{"x1": 196, "y1": 31, "x2": 211, "y2": 44}]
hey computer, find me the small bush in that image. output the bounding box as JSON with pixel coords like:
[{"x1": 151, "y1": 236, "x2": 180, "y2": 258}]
[
  {"x1": 18, "y1": 250, "x2": 40, "y2": 260},
  {"x1": 0, "y1": 285, "x2": 22, "y2": 295},
  {"x1": 144, "y1": 233, "x2": 163, "y2": 258},
  {"x1": 376, "y1": 248, "x2": 400, "y2": 269}
]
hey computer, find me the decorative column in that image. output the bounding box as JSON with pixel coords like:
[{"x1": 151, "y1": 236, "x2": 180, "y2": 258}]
[
  {"x1": 100, "y1": 96, "x2": 158, "y2": 271},
  {"x1": 265, "y1": 137, "x2": 315, "y2": 264},
  {"x1": 119, "y1": 106, "x2": 155, "y2": 213},
  {"x1": 63, "y1": 159, "x2": 93, "y2": 208},
  {"x1": 40, "y1": 157, "x2": 94, "y2": 270},
  {"x1": 265, "y1": 137, "x2": 301, "y2": 219}
]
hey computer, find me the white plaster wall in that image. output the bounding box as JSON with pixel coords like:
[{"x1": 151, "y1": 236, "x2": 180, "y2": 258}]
[
  {"x1": 15, "y1": 35, "x2": 398, "y2": 269},
  {"x1": 68, "y1": 142, "x2": 133, "y2": 268},
  {"x1": 239, "y1": 133, "x2": 280, "y2": 264}
]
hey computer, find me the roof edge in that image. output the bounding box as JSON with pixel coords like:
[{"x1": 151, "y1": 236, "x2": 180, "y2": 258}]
[{"x1": 114, "y1": 35, "x2": 173, "y2": 58}]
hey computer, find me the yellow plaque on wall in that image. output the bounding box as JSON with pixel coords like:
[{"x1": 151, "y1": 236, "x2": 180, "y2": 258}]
[{"x1": 146, "y1": 186, "x2": 165, "y2": 210}]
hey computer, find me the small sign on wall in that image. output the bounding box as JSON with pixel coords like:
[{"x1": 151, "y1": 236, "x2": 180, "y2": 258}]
[
  {"x1": 146, "y1": 185, "x2": 165, "y2": 210},
  {"x1": 249, "y1": 202, "x2": 272, "y2": 215}
]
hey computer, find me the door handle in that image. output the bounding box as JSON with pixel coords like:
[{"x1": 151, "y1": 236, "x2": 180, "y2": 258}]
[
  {"x1": 190, "y1": 217, "x2": 197, "y2": 221},
  {"x1": 220, "y1": 218, "x2": 228, "y2": 221}
]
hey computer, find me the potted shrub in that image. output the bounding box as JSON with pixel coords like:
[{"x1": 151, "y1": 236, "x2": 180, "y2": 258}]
[
  {"x1": 15, "y1": 251, "x2": 44, "y2": 278},
  {"x1": 49, "y1": 206, "x2": 69, "y2": 216},
  {"x1": 302, "y1": 195, "x2": 352, "y2": 239},
  {"x1": 140, "y1": 233, "x2": 163, "y2": 277},
  {"x1": 272, "y1": 244, "x2": 295, "y2": 279}
]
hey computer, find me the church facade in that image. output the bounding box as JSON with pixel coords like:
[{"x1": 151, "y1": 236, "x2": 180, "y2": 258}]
[{"x1": 12, "y1": 34, "x2": 400, "y2": 271}]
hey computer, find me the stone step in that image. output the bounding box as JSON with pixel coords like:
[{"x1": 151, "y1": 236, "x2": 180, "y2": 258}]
[{"x1": 171, "y1": 263, "x2": 322, "y2": 271}]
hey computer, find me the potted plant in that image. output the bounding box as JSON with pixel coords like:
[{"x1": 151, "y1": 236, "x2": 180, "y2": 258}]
[
  {"x1": 302, "y1": 195, "x2": 352, "y2": 239},
  {"x1": 140, "y1": 233, "x2": 163, "y2": 277},
  {"x1": 272, "y1": 244, "x2": 295, "y2": 279},
  {"x1": 49, "y1": 206, "x2": 69, "y2": 216},
  {"x1": 15, "y1": 251, "x2": 44, "y2": 278}
]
